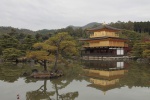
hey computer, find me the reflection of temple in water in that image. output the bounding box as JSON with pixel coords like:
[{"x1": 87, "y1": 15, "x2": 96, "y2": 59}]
[{"x1": 84, "y1": 61, "x2": 128, "y2": 95}]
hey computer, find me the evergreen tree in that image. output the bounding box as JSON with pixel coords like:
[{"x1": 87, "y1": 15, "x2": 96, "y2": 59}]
[
  {"x1": 27, "y1": 32, "x2": 78, "y2": 71},
  {"x1": 2, "y1": 48, "x2": 22, "y2": 61}
]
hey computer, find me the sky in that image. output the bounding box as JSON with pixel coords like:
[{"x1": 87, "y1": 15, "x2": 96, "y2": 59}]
[{"x1": 0, "y1": 0, "x2": 150, "y2": 31}]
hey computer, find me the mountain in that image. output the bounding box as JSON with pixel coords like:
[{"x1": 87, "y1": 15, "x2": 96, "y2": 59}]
[
  {"x1": 0, "y1": 22, "x2": 102, "y2": 35},
  {"x1": 82, "y1": 22, "x2": 102, "y2": 29},
  {"x1": 36, "y1": 29, "x2": 56, "y2": 34},
  {"x1": 67, "y1": 22, "x2": 102, "y2": 30},
  {"x1": 0, "y1": 26, "x2": 35, "y2": 35},
  {"x1": 0, "y1": 26, "x2": 57, "y2": 35},
  {"x1": 67, "y1": 25, "x2": 80, "y2": 30}
]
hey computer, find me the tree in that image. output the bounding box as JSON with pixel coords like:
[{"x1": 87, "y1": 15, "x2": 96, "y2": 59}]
[
  {"x1": 2, "y1": 48, "x2": 22, "y2": 61},
  {"x1": 131, "y1": 43, "x2": 145, "y2": 58},
  {"x1": 143, "y1": 50, "x2": 150, "y2": 58},
  {"x1": 0, "y1": 34, "x2": 19, "y2": 55},
  {"x1": 131, "y1": 42, "x2": 150, "y2": 59},
  {"x1": 0, "y1": 34, "x2": 19, "y2": 49},
  {"x1": 26, "y1": 32, "x2": 78, "y2": 71},
  {"x1": 35, "y1": 33, "x2": 43, "y2": 42},
  {"x1": 26, "y1": 43, "x2": 55, "y2": 71},
  {"x1": 142, "y1": 42, "x2": 150, "y2": 59},
  {"x1": 45, "y1": 32, "x2": 78, "y2": 70},
  {"x1": 121, "y1": 30, "x2": 141, "y2": 47},
  {"x1": 18, "y1": 34, "x2": 37, "y2": 55}
]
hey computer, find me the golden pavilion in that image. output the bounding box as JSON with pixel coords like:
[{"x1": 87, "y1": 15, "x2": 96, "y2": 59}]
[{"x1": 80, "y1": 24, "x2": 128, "y2": 59}]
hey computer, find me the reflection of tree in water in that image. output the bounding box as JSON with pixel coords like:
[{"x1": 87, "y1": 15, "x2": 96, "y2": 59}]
[
  {"x1": 26, "y1": 65, "x2": 83, "y2": 100},
  {"x1": 50, "y1": 64, "x2": 82, "y2": 100},
  {"x1": 26, "y1": 80, "x2": 55, "y2": 100},
  {"x1": 59, "y1": 91, "x2": 78, "y2": 100},
  {"x1": 0, "y1": 62, "x2": 83, "y2": 99},
  {"x1": 51, "y1": 77, "x2": 79, "y2": 100},
  {"x1": 26, "y1": 79, "x2": 79, "y2": 100},
  {"x1": 0, "y1": 63, "x2": 33, "y2": 82},
  {"x1": 119, "y1": 62, "x2": 150, "y2": 88},
  {"x1": 0, "y1": 62, "x2": 48, "y2": 82}
]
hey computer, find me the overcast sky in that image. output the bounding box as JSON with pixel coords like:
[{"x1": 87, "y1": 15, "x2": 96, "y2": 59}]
[{"x1": 0, "y1": 0, "x2": 150, "y2": 31}]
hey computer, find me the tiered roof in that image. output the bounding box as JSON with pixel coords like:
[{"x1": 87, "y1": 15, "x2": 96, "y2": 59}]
[
  {"x1": 79, "y1": 36, "x2": 127, "y2": 41},
  {"x1": 87, "y1": 24, "x2": 121, "y2": 32}
]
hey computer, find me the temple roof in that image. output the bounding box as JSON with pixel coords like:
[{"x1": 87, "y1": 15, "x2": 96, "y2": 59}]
[
  {"x1": 87, "y1": 24, "x2": 121, "y2": 32},
  {"x1": 87, "y1": 83, "x2": 121, "y2": 92},
  {"x1": 79, "y1": 36, "x2": 127, "y2": 41}
]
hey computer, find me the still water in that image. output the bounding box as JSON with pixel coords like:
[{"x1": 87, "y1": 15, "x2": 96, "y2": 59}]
[{"x1": 0, "y1": 61, "x2": 150, "y2": 100}]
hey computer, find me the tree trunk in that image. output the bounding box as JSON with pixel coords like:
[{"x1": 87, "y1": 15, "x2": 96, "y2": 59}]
[
  {"x1": 43, "y1": 80, "x2": 47, "y2": 93},
  {"x1": 43, "y1": 60, "x2": 47, "y2": 71},
  {"x1": 54, "y1": 84, "x2": 59, "y2": 100},
  {"x1": 54, "y1": 49, "x2": 59, "y2": 70}
]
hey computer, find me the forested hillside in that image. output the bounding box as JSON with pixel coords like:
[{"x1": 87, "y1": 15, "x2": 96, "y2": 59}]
[
  {"x1": 0, "y1": 27, "x2": 35, "y2": 35},
  {"x1": 1, "y1": 21, "x2": 150, "y2": 36},
  {"x1": 0, "y1": 21, "x2": 150, "y2": 61},
  {"x1": 109, "y1": 21, "x2": 150, "y2": 34}
]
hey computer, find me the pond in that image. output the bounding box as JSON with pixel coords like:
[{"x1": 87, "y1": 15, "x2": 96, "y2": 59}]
[{"x1": 0, "y1": 61, "x2": 150, "y2": 100}]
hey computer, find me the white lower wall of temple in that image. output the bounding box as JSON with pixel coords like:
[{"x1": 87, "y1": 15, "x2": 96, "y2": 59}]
[{"x1": 117, "y1": 48, "x2": 124, "y2": 55}]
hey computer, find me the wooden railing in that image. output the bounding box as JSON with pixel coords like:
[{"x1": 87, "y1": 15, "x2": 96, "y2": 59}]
[
  {"x1": 81, "y1": 53, "x2": 125, "y2": 57},
  {"x1": 83, "y1": 43, "x2": 128, "y2": 48}
]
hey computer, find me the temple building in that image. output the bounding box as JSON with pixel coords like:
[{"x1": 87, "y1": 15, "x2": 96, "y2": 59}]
[{"x1": 80, "y1": 24, "x2": 128, "y2": 59}]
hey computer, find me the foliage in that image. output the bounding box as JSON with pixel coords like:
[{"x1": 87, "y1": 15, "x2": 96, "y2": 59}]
[
  {"x1": 120, "y1": 62, "x2": 150, "y2": 88},
  {"x1": 26, "y1": 43, "x2": 55, "y2": 71},
  {"x1": 1, "y1": 21, "x2": 150, "y2": 61},
  {"x1": 56, "y1": 27, "x2": 88, "y2": 38},
  {"x1": 120, "y1": 30, "x2": 141, "y2": 47},
  {"x1": 142, "y1": 42, "x2": 150, "y2": 58},
  {"x1": 45, "y1": 32, "x2": 78, "y2": 69},
  {"x1": 0, "y1": 30, "x2": 39, "y2": 59},
  {"x1": 26, "y1": 32, "x2": 78, "y2": 71},
  {"x1": 35, "y1": 33, "x2": 53, "y2": 41},
  {"x1": 131, "y1": 42, "x2": 150, "y2": 58},
  {"x1": 27, "y1": 51, "x2": 53, "y2": 61},
  {"x1": 19, "y1": 35, "x2": 36, "y2": 52},
  {"x1": 143, "y1": 50, "x2": 150, "y2": 58},
  {"x1": 0, "y1": 34, "x2": 19, "y2": 55},
  {"x1": 2, "y1": 48, "x2": 22, "y2": 61},
  {"x1": 0, "y1": 34, "x2": 19, "y2": 49},
  {"x1": 120, "y1": 30, "x2": 150, "y2": 58},
  {"x1": 110, "y1": 21, "x2": 134, "y2": 30},
  {"x1": 134, "y1": 21, "x2": 150, "y2": 34},
  {"x1": 131, "y1": 43, "x2": 144, "y2": 57},
  {"x1": 0, "y1": 27, "x2": 35, "y2": 35},
  {"x1": 110, "y1": 21, "x2": 150, "y2": 34},
  {"x1": 0, "y1": 30, "x2": 36, "y2": 58},
  {"x1": 0, "y1": 63, "x2": 33, "y2": 82}
]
